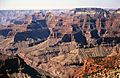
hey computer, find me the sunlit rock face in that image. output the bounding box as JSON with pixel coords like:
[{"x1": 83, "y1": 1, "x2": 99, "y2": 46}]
[
  {"x1": 70, "y1": 50, "x2": 120, "y2": 78},
  {"x1": 14, "y1": 19, "x2": 50, "y2": 43}
]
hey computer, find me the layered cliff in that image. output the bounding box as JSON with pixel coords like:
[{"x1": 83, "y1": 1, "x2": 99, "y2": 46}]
[{"x1": 0, "y1": 8, "x2": 120, "y2": 78}]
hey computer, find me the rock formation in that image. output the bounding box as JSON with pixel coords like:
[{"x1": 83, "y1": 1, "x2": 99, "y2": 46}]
[
  {"x1": 0, "y1": 8, "x2": 120, "y2": 78},
  {"x1": 0, "y1": 53, "x2": 55, "y2": 78}
]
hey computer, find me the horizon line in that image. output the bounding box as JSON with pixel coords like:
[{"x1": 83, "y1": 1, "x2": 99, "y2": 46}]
[{"x1": 0, "y1": 7, "x2": 119, "y2": 10}]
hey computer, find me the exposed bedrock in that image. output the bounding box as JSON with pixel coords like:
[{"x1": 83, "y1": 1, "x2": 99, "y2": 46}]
[{"x1": 0, "y1": 54, "x2": 55, "y2": 78}]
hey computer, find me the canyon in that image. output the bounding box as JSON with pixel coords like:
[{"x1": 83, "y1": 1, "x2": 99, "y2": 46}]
[{"x1": 0, "y1": 8, "x2": 120, "y2": 78}]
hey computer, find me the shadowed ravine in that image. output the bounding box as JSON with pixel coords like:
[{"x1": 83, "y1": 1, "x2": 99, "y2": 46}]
[{"x1": 0, "y1": 54, "x2": 55, "y2": 78}]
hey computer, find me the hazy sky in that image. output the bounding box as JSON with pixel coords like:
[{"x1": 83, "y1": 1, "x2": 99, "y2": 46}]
[{"x1": 0, "y1": 0, "x2": 120, "y2": 9}]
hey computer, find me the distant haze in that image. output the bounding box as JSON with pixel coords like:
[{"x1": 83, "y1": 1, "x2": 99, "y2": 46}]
[{"x1": 0, "y1": 0, "x2": 120, "y2": 10}]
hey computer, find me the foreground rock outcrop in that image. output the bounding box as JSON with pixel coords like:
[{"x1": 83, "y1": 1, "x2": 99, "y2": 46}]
[
  {"x1": 0, "y1": 53, "x2": 55, "y2": 78},
  {"x1": 70, "y1": 45, "x2": 120, "y2": 78}
]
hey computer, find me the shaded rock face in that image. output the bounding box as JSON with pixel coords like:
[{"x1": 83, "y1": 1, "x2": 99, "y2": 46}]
[
  {"x1": 74, "y1": 8, "x2": 107, "y2": 13},
  {"x1": 100, "y1": 17, "x2": 106, "y2": 36},
  {"x1": 0, "y1": 54, "x2": 54, "y2": 78},
  {"x1": 72, "y1": 24, "x2": 87, "y2": 45},
  {"x1": 14, "y1": 19, "x2": 50, "y2": 43},
  {"x1": 74, "y1": 32, "x2": 87, "y2": 45},
  {"x1": 57, "y1": 19, "x2": 63, "y2": 26},
  {"x1": 90, "y1": 29, "x2": 102, "y2": 45},
  {"x1": 62, "y1": 34, "x2": 72, "y2": 42},
  {"x1": 27, "y1": 20, "x2": 48, "y2": 30},
  {"x1": 90, "y1": 29, "x2": 100, "y2": 39},
  {"x1": 14, "y1": 29, "x2": 50, "y2": 42},
  {"x1": 90, "y1": 19, "x2": 96, "y2": 29},
  {"x1": 0, "y1": 29, "x2": 12, "y2": 37},
  {"x1": 14, "y1": 20, "x2": 24, "y2": 25},
  {"x1": 103, "y1": 37, "x2": 120, "y2": 45},
  {"x1": 89, "y1": 18, "x2": 101, "y2": 40}
]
